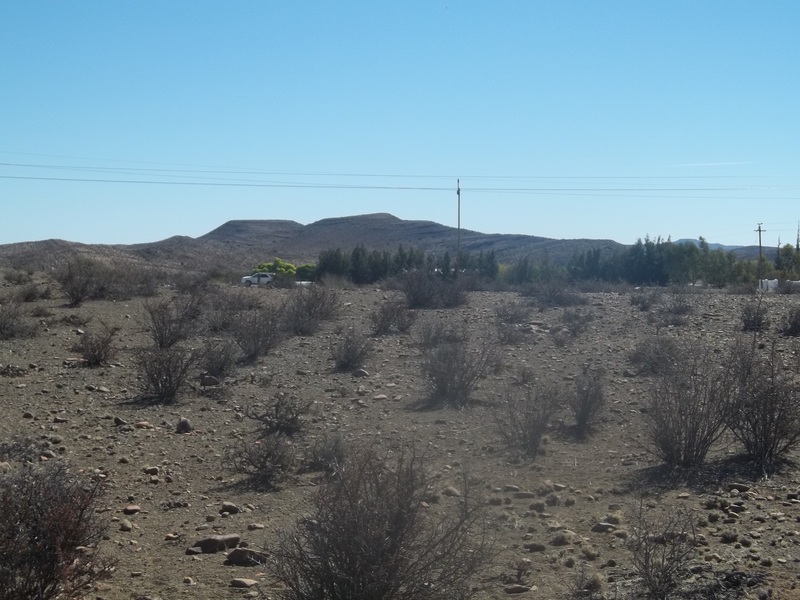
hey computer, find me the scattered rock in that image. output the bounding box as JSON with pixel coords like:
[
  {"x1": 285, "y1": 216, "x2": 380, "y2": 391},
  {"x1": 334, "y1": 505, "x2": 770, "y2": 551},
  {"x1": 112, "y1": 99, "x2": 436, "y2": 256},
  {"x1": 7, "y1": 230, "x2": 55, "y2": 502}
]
[
  {"x1": 230, "y1": 578, "x2": 259, "y2": 589},
  {"x1": 226, "y1": 547, "x2": 268, "y2": 566},
  {"x1": 175, "y1": 417, "x2": 193, "y2": 434},
  {"x1": 187, "y1": 534, "x2": 241, "y2": 554},
  {"x1": 220, "y1": 501, "x2": 241, "y2": 514}
]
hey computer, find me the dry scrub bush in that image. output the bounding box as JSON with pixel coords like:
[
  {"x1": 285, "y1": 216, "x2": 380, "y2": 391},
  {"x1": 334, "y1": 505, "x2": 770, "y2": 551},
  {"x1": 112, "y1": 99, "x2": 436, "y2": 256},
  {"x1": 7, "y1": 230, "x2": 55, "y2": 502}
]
[
  {"x1": 643, "y1": 340, "x2": 733, "y2": 468},
  {"x1": 741, "y1": 296, "x2": 769, "y2": 332},
  {"x1": 231, "y1": 306, "x2": 284, "y2": 362},
  {"x1": 627, "y1": 336, "x2": 682, "y2": 376},
  {"x1": 402, "y1": 271, "x2": 441, "y2": 309},
  {"x1": 225, "y1": 434, "x2": 296, "y2": 490},
  {"x1": 559, "y1": 308, "x2": 593, "y2": 337},
  {"x1": 494, "y1": 302, "x2": 532, "y2": 345},
  {"x1": 727, "y1": 340, "x2": 800, "y2": 470},
  {"x1": 55, "y1": 258, "x2": 98, "y2": 307},
  {"x1": 495, "y1": 382, "x2": 563, "y2": 457},
  {"x1": 0, "y1": 461, "x2": 114, "y2": 600},
  {"x1": 283, "y1": 286, "x2": 340, "y2": 336},
  {"x1": 57, "y1": 258, "x2": 158, "y2": 305},
  {"x1": 269, "y1": 445, "x2": 493, "y2": 600},
  {"x1": 626, "y1": 501, "x2": 697, "y2": 600},
  {"x1": 135, "y1": 346, "x2": 197, "y2": 403},
  {"x1": 200, "y1": 339, "x2": 238, "y2": 378},
  {"x1": 630, "y1": 290, "x2": 662, "y2": 312},
  {"x1": 401, "y1": 272, "x2": 468, "y2": 309},
  {"x1": 421, "y1": 334, "x2": 497, "y2": 408},
  {"x1": 304, "y1": 433, "x2": 348, "y2": 475},
  {"x1": 72, "y1": 323, "x2": 119, "y2": 367},
  {"x1": 246, "y1": 394, "x2": 311, "y2": 438},
  {"x1": 15, "y1": 282, "x2": 51, "y2": 303},
  {"x1": 415, "y1": 320, "x2": 467, "y2": 350},
  {"x1": 204, "y1": 288, "x2": 262, "y2": 334},
  {"x1": 570, "y1": 366, "x2": 605, "y2": 440},
  {"x1": 522, "y1": 281, "x2": 587, "y2": 309},
  {"x1": 779, "y1": 306, "x2": 800, "y2": 337},
  {"x1": 142, "y1": 294, "x2": 201, "y2": 348},
  {"x1": 0, "y1": 301, "x2": 36, "y2": 340},
  {"x1": 370, "y1": 298, "x2": 415, "y2": 335},
  {"x1": 2, "y1": 269, "x2": 32, "y2": 285},
  {"x1": 331, "y1": 328, "x2": 373, "y2": 372}
]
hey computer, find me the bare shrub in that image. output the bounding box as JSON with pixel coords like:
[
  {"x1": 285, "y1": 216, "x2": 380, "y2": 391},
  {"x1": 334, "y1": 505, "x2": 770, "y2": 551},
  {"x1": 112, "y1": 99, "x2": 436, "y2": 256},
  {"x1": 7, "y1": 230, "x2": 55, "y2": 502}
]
[
  {"x1": 494, "y1": 381, "x2": 563, "y2": 457},
  {"x1": 494, "y1": 302, "x2": 531, "y2": 345},
  {"x1": 626, "y1": 501, "x2": 697, "y2": 600},
  {"x1": 415, "y1": 320, "x2": 467, "y2": 350},
  {"x1": 15, "y1": 282, "x2": 49, "y2": 303},
  {"x1": 727, "y1": 340, "x2": 800, "y2": 470},
  {"x1": 559, "y1": 308, "x2": 593, "y2": 337},
  {"x1": 494, "y1": 301, "x2": 532, "y2": 324},
  {"x1": 402, "y1": 271, "x2": 441, "y2": 309},
  {"x1": 421, "y1": 335, "x2": 497, "y2": 408},
  {"x1": 269, "y1": 445, "x2": 493, "y2": 600},
  {"x1": 331, "y1": 328, "x2": 373, "y2": 372},
  {"x1": 370, "y1": 298, "x2": 415, "y2": 335},
  {"x1": 142, "y1": 294, "x2": 201, "y2": 348},
  {"x1": 438, "y1": 278, "x2": 469, "y2": 308},
  {"x1": 231, "y1": 305, "x2": 284, "y2": 362},
  {"x1": 55, "y1": 257, "x2": 101, "y2": 307},
  {"x1": 3, "y1": 269, "x2": 32, "y2": 285},
  {"x1": 200, "y1": 339, "x2": 238, "y2": 378},
  {"x1": 135, "y1": 346, "x2": 197, "y2": 403},
  {"x1": 72, "y1": 323, "x2": 119, "y2": 367},
  {"x1": 246, "y1": 394, "x2": 311, "y2": 438},
  {"x1": 205, "y1": 289, "x2": 261, "y2": 334},
  {"x1": 627, "y1": 336, "x2": 682, "y2": 376},
  {"x1": 0, "y1": 461, "x2": 114, "y2": 600},
  {"x1": 0, "y1": 301, "x2": 36, "y2": 340},
  {"x1": 570, "y1": 366, "x2": 605, "y2": 439},
  {"x1": 778, "y1": 305, "x2": 800, "y2": 337},
  {"x1": 283, "y1": 286, "x2": 340, "y2": 336},
  {"x1": 304, "y1": 432, "x2": 348, "y2": 475},
  {"x1": 643, "y1": 340, "x2": 733, "y2": 468},
  {"x1": 741, "y1": 295, "x2": 769, "y2": 332},
  {"x1": 630, "y1": 290, "x2": 661, "y2": 312},
  {"x1": 663, "y1": 291, "x2": 693, "y2": 316},
  {"x1": 225, "y1": 434, "x2": 296, "y2": 490},
  {"x1": 522, "y1": 281, "x2": 587, "y2": 309}
]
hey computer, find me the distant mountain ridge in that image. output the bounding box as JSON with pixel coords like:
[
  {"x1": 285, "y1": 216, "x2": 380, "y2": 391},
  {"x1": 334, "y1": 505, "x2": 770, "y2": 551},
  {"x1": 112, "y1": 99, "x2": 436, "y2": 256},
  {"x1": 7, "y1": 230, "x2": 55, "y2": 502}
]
[{"x1": 0, "y1": 213, "x2": 769, "y2": 273}]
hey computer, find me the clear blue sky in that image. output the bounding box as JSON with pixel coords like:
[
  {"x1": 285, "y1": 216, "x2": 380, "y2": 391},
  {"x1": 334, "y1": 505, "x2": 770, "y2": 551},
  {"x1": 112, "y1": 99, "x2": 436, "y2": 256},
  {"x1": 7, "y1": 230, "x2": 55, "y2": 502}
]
[{"x1": 2, "y1": 2, "x2": 798, "y2": 247}]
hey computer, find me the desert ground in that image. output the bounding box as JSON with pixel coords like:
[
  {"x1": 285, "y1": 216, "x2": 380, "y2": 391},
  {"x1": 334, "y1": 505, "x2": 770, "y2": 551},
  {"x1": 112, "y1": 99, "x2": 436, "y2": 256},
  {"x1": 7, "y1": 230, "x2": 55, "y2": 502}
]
[{"x1": 1, "y1": 273, "x2": 799, "y2": 600}]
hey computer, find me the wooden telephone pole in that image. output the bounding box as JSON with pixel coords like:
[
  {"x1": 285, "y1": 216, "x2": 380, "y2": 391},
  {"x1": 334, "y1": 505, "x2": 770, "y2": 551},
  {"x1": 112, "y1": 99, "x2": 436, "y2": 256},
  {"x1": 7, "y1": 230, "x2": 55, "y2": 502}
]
[
  {"x1": 456, "y1": 179, "x2": 461, "y2": 276},
  {"x1": 756, "y1": 223, "x2": 765, "y2": 288}
]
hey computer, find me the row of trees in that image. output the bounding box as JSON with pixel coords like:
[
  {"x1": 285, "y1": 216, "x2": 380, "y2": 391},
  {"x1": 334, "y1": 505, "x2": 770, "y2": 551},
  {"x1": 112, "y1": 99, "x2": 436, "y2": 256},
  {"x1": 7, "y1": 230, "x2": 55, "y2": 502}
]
[{"x1": 253, "y1": 236, "x2": 800, "y2": 288}]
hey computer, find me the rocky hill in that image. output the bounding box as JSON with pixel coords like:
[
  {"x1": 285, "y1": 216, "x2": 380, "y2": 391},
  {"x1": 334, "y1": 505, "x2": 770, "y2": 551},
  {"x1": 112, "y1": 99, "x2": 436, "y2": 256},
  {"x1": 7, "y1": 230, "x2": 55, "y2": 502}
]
[{"x1": 0, "y1": 212, "x2": 765, "y2": 273}]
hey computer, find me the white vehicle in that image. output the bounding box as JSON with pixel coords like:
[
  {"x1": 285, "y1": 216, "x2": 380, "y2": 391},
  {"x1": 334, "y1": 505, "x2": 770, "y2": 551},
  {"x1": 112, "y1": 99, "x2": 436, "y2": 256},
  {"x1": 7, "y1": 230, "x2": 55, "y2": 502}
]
[{"x1": 241, "y1": 272, "x2": 275, "y2": 287}]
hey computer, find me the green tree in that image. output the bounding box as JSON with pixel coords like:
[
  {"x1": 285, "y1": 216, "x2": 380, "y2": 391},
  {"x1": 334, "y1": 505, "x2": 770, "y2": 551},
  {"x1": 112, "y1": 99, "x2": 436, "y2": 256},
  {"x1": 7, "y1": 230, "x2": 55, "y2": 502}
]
[{"x1": 254, "y1": 257, "x2": 297, "y2": 278}]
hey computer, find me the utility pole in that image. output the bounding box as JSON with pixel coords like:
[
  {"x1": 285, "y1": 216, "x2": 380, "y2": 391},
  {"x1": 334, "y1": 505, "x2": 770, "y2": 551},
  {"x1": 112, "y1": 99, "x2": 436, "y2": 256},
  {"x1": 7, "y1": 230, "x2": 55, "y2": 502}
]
[
  {"x1": 756, "y1": 223, "x2": 765, "y2": 289},
  {"x1": 456, "y1": 179, "x2": 461, "y2": 277}
]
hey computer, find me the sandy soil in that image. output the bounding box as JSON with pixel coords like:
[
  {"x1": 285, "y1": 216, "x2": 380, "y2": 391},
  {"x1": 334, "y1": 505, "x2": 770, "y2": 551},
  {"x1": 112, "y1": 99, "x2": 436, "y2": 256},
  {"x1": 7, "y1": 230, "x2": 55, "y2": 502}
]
[{"x1": 1, "y1": 279, "x2": 799, "y2": 600}]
